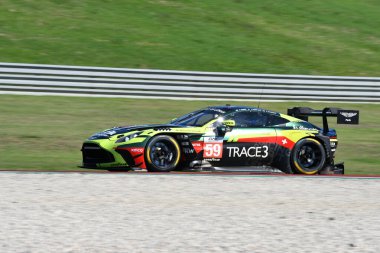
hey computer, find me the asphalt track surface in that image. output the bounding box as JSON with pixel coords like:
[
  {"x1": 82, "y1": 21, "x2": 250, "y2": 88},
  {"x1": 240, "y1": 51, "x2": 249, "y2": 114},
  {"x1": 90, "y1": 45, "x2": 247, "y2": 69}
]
[{"x1": 0, "y1": 171, "x2": 379, "y2": 253}]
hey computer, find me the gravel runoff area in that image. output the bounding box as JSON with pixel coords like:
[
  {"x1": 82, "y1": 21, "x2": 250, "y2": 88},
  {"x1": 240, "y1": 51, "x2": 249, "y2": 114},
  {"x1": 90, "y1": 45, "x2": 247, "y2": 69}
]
[{"x1": 0, "y1": 172, "x2": 379, "y2": 253}]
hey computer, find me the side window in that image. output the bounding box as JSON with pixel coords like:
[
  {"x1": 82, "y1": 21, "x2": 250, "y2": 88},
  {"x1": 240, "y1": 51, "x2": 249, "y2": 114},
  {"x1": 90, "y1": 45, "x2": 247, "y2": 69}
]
[
  {"x1": 194, "y1": 114, "x2": 216, "y2": 126},
  {"x1": 266, "y1": 114, "x2": 289, "y2": 127},
  {"x1": 226, "y1": 111, "x2": 267, "y2": 128}
]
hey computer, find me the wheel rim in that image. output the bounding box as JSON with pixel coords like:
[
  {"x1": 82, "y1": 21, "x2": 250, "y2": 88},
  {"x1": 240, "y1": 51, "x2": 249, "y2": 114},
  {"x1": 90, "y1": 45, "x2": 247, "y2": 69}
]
[
  {"x1": 296, "y1": 143, "x2": 323, "y2": 170},
  {"x1": 149, "y1": 140, "x2": 177, "y2": 169}
]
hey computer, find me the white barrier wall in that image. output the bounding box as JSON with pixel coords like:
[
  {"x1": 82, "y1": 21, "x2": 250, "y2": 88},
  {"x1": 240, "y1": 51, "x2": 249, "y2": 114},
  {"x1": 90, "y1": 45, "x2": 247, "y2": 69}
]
[{"x1": 1, "y1": 62, "x2": 379, "y2": 102}]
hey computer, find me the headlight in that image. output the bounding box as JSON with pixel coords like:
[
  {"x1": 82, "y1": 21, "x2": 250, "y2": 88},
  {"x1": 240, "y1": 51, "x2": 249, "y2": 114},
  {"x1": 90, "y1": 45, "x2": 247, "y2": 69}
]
[{"x1": 115, "y1": 131, "x2": 142, "y2": 143}]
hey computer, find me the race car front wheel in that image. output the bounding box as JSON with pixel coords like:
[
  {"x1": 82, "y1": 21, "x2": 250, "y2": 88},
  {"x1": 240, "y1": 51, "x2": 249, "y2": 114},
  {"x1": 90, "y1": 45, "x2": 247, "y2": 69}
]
[
  {"x1": 145, "y1": 135, "x2": 181, "y2": 172},
  {"x1": 291, "y1": 138, "x2": 326, "y2": 175}
]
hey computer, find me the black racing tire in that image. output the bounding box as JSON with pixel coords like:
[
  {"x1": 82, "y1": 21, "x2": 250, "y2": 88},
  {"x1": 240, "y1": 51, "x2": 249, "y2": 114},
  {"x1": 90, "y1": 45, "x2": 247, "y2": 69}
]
[
  {"x1": 291, "y1": 138, "x2": 326, "y2": 175},
  {"x1": 145, "y1": 135, "x2": 181, "y2": 172}
]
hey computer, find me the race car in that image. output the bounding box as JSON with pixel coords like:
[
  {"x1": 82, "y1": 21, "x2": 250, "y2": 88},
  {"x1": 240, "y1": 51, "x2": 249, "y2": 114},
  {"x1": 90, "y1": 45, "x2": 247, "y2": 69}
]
[{"x1": 81, "y1": 105, "x2": 359, "y2": 174}]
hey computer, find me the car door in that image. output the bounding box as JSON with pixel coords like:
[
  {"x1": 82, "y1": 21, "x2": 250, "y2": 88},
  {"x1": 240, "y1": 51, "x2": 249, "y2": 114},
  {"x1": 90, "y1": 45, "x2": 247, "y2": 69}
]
[{"x1": 220, "y1": 110, "x2": 277, "y2": 166}]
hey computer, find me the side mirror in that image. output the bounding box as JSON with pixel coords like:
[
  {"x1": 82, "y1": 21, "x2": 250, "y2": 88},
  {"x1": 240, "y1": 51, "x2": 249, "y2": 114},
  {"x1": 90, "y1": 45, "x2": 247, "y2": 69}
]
[{"x1": 223, "y1": 119, "x2": 235, "y2": 127}]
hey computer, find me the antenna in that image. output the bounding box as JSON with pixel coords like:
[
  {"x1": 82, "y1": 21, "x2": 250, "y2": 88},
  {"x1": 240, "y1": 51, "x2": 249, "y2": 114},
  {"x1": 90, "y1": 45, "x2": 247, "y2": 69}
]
[{"x1": 257, "y1": 83, "x2": 266, "y2": 108}]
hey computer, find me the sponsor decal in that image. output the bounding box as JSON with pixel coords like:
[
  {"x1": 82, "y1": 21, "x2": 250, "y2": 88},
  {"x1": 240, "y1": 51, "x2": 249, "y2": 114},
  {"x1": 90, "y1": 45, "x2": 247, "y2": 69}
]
[
  {"x1": 103, "y1": 130, "x2": 117, "y2": 135},
  {"x1": 277, "y1": 137, "x2": 295, "y2": 149},
  {"x1": 203, "y1": 136, "x2": 222, "y2": 142},
  {"x1": 191, "y1": 141, "x2": 203, "y2": 154},
  {"x1": 227, "y1": 146, "x2": 269, "y2": 158},
  {"x1": 204, "y1": 158, "x2": 221, "y2": 162},
  {"x1": 192, "y1": 142, "x2": 202, "y2": 147},
  {"x1": 128, "y1": 147, "x2": 146, "y2": 169},
  {"x1": 115, "y1": 147, "x2": 146, "y2": 169},
  {"x1": 337, "y1": 110, "x2": 359, "y2": 124},
  {"x1": 340, "y1": 112, "x2": 357, "y2": 118},
  {"x1": 130, "y1": 148, "x2": 144, "y2": 153},
  {"x1": 183, "y1": 148, "x2": 195, "y2": 154},
  {"x1": 210, "y1": 108, "x2": 226, "y2": 114},
  {"x1": 292, "y1": 125, "x2": 317, "y2": 131},
  {"x1": 177, "y1": 135, "x2": 189, "y2": 140},
  {"x1": 203, "y1": 136, "x2": 224, "y2": 159}
]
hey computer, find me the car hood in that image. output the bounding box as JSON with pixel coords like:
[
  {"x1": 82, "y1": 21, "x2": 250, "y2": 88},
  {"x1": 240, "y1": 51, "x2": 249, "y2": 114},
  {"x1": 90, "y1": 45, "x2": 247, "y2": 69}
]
[{"x1": 88, "y1": 124, "x2": 185, "y2": 140}]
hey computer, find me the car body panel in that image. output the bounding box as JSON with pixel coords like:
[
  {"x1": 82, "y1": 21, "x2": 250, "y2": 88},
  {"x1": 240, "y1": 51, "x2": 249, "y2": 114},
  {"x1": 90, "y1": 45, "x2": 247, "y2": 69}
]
[{"x1": 81, "y1": 106, "x2": 339, "y2": 174}]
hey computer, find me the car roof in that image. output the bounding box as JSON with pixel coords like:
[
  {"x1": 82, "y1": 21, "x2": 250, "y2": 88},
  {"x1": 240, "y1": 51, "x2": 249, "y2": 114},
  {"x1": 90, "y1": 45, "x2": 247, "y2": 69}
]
[
  {"x1": 207, "y1": 105, "x2": 279, "y2": 115},
  {"x1": 208, "y1": 105, "x2": 252, "y2": 110}
]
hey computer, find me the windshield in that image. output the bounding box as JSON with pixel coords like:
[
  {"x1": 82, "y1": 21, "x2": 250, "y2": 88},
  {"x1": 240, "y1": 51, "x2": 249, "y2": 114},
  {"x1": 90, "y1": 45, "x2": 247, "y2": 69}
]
[{"x1": 170, "y1": 109, "x2": 224, "y2": 127}]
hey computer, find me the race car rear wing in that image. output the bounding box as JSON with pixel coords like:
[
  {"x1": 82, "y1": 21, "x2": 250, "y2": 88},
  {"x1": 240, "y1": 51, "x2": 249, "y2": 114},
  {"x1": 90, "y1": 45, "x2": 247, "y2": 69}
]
[{"x1": 287, "y1": 107, "x2": 359, "y2": 134}]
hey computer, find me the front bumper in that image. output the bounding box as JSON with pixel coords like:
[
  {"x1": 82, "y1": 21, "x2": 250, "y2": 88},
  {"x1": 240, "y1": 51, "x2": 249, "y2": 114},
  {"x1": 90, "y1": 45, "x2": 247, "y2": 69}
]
[{"x1": 81, "y1": 142, "x2": 130, "y2": 169}]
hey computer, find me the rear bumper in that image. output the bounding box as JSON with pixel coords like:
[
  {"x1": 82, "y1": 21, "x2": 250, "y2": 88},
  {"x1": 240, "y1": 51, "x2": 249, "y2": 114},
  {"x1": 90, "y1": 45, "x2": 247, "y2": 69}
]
[
  {"x1": 319, "y1": 162, "x2": 344, "y2": 175},
  {"x1": 332, "y1": 162, "x2": 345, "y2": 174}
]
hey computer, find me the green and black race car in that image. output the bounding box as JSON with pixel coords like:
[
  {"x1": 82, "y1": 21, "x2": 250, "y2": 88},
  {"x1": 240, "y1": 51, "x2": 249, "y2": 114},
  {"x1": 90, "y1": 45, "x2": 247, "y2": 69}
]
[{"x1": 81, "y1": 105, "x2": 359, "y2": 174}]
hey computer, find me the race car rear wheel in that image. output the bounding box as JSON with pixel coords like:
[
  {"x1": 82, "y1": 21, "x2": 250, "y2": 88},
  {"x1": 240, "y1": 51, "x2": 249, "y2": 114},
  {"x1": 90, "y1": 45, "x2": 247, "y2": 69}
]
[
  {"x1": 145, "y1": 135, "x2": 181, "y2": 172},
  {"x1": 291, "y1": 138, "x2": 326, "y2": 175}
]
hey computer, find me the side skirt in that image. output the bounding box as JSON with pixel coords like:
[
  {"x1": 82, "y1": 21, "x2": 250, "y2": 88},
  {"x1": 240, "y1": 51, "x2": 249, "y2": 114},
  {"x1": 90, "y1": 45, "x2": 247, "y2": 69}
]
[{"x1": 185, "y1": 162, "x2": 283, "y2": 173}]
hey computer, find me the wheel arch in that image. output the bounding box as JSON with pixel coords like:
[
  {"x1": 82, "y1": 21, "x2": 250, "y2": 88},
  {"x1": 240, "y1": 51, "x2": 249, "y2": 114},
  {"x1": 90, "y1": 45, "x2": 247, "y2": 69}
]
[
  {"x1": 290, "y1": 136, "x2": 329, "y2": 175},
  {"x1": 310, "y1": 135, "x2": 334, "y2": 166},
  {"x1": 144, "y1": 132, "x2": 183, "y2": 153},
  {"x1": 144, "y1": 134, "x2": 182, "y2": 172},
  {"x1": 292, "y1": 135, "x2": 331, "y2": 161},
  {"x1": 147, "y1": 132, "x2": 202, "y2": 163}
]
